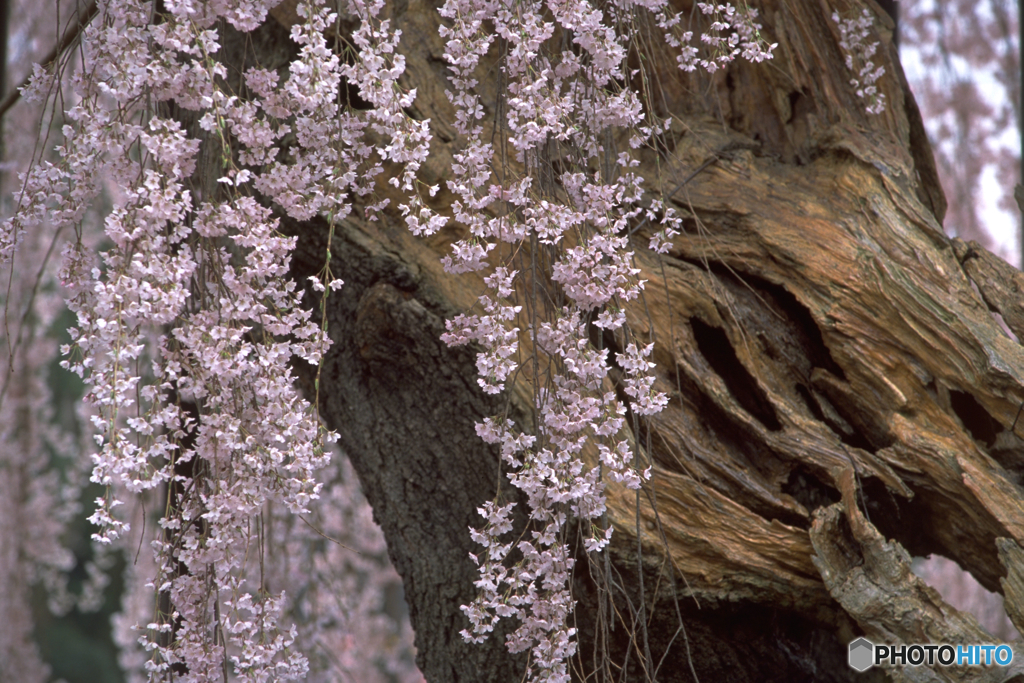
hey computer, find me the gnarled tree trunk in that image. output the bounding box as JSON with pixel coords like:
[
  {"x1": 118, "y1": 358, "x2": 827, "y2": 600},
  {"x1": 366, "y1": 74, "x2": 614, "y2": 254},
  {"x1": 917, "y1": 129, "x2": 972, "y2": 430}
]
[{"x1": 257, "y1": 0, "x2": 1024, "y2": 680}]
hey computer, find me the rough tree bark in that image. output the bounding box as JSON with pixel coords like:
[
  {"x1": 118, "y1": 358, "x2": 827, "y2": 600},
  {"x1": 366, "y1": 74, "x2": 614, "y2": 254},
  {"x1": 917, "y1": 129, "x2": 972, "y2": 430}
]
[{"x1": 229, "y1": 0, "x2": 1024, "y2": 680}]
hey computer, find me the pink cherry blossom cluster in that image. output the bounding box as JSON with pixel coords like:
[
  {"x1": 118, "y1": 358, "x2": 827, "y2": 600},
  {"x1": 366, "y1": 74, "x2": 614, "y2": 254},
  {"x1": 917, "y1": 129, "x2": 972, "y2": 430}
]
[
  {"x1": 654, "y1": 1, "x2": 776, "y2": 73},
  {"x1": 48, "y1": 0, "x2": 341, "y2": 675},
  {"x1": 833, "y1": 8, "x2": 887, "y2": 115},
  {"x1": 436, "y1": 1, "x2": 650, "y2": 674},
  {"x1": 3, "y1": 0, "x2": 437, "y2": 677},
  {"x1": 435, "y1": 0, "x2": 776, "y2": 679},
  {"x1": 689, "y1": 2, "x2": 777, "y2": 72}
]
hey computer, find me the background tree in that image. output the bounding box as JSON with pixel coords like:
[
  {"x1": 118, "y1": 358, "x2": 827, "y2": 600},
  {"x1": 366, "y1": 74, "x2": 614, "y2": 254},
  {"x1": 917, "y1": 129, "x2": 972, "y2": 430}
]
[
  {"x1": 900, "y1": 0, "x2": 1020, "y2": 259},
  {"x1": 5, "y1": 0, "x2": 1024, "y2": 682}
]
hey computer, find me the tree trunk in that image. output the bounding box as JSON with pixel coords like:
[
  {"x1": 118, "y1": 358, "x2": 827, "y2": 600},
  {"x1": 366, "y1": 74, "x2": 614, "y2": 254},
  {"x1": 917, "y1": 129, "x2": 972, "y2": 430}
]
[{"x1": 264, "y1": 0, "x2": 1024, "y2": 680}]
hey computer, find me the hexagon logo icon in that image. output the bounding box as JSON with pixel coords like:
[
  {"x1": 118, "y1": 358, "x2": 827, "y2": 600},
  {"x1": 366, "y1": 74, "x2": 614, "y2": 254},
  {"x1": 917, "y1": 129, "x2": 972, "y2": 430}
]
[{"x1": 848, "y1": 637, "x2": 874, "y2": 672}]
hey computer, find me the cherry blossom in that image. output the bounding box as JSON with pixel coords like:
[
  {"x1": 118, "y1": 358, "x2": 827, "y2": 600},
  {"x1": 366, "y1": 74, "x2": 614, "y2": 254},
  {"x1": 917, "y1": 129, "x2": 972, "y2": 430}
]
[{"x1": 834, "y1": 8, "x2": 888, "y2": 115}]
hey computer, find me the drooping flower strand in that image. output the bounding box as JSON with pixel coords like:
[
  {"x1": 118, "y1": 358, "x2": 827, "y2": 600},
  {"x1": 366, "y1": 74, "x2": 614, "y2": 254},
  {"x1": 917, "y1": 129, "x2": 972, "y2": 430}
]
[
  {"x1": 833, "y1": 8, "x2": 887, "y2": 115},
  {"x1": 434, "y1": 0, "x2": 777, "y2": 679},
  {"x1": 18, "y1": 0, "x2": 428, "y2": 677},
  {"x1": 435, "y1": 0, "x2": 675, "y2": 678},
  {"x1": 51, "y1": 0, "x2": 335, "y2": 676},
  {"x1": 690, "y1": 1, "x2": 776, "y2": 72},
  {"x1": 648, "y1": 0, "x2": 776, "y2": 73}
]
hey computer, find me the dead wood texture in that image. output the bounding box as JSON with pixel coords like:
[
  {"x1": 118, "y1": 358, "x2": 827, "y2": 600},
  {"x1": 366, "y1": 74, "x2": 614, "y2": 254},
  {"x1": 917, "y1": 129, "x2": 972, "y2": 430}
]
[{"x1": 251, "y1": 0, "x2": 1024, "y2": 680}]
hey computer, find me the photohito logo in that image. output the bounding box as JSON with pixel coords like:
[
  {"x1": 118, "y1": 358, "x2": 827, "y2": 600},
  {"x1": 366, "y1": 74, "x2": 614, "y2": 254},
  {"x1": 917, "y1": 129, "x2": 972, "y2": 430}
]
[{"x1": 848, "y1": 638, "x2": 1014, "y2": 671}]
